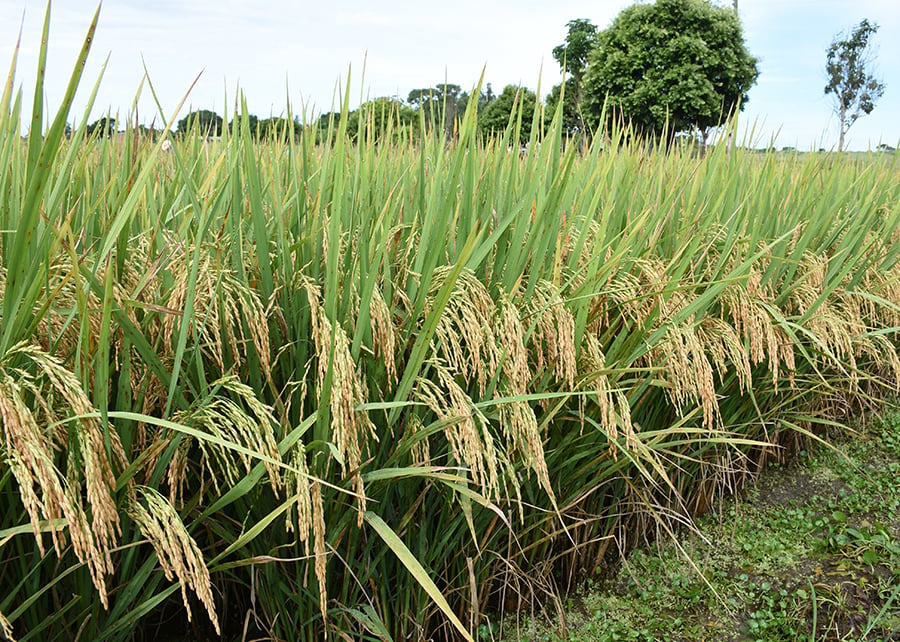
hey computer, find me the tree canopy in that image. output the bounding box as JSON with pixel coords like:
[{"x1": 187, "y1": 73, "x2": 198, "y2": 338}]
[
  {"x1": 545, "y1": 79, "x2": 581, "y2": 136},
  {"x1": 257, "y1": 116, "x2": 302, "y2": 141},
  {"x1": 825, "y1": 19, "x2": 885, "y2": 152},
  {"x1": 549, "y1": 19, "x2": 598, "y2": 136},
  {"x1": 228, "y1": 113, "x2": 259, "y2": 136},
  {"x1": 87, "y1": 116, "x2": 118, "y2": 139},
  {"x1": 407, "y1": 83, "x2": 464, "y2": 137},
  {"x1": 479, "y1": 85, "x2": 538, "y2": 144},
  {"x1": 582, "y1": 0, "x2": 758, "y2": 138},
  {"x1": 349, "y1": 98, "x2": 418, "y2": 142},
  {"x1": 552, "y1": 19, "x2": 598, "y2": 88},
  {"x1": 176, "y1": 109, "x2": 224, "y2": 138}
]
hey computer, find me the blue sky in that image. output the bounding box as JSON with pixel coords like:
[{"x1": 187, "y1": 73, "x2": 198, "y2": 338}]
[{"x1": 0, "y1": 0, "x2": 897, "y2": 150}]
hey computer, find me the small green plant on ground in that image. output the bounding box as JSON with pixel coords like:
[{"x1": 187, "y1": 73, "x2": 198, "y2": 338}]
[{"x1": 502, "y1": 407, "x2": 900, "y2": 641}]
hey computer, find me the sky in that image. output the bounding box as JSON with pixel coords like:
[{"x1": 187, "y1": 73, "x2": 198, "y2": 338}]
[{"x1": 0, "y1": 0, "x2": 897, "y2": 151}]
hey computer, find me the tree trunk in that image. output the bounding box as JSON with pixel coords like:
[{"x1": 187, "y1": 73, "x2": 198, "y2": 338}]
[{"x1": 838, "y1": 102, "x2": 847, "y2": 152}]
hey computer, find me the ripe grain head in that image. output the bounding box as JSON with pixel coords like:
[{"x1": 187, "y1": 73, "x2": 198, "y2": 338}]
[{"x1": 127, "y1": 486, "x2": 220, "y2": 635}]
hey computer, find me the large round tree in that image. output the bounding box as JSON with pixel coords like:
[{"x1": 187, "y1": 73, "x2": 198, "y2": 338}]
[
  {"x1": 176, "y1": 109, "x2": 224, "y2": 138},
  {"x1": 479, "y1": 85, "x2": 538, "y2": 144},
  {"x1": 582, "y1": 0, "x2": 758, "y2": 139}
]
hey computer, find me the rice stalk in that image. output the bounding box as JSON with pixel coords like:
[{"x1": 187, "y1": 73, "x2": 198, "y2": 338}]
[
  {"x1": 168, "y1": 375, "x2": 283, "y2": 501},
  {"x1": 161, "y1": 247, "x2": 272, "y2": 381},
  {"x1": 0, "y1": 342, "x2": 125, "y2": 608},
  {"x1": 368, "y1": 285, "x2": 397, "y2": 384},
  {"x1": 494, "y1": 292, "x2": 554, "y2": 496},
  {"x1": 126, "y1": 486, "x2": 220, "y2": 635},
  {"x1": 311, "y1": 480, "x2": 328, "y2": 622},
  {"x1": 429, "y1": 267, "x2": 499, "y2": 397},
  {"x1": 301, "y1": 275, "x2": 376, "y2": 526},
  {"x1": 720, "y1": 258, "x2": 796, "y2": 390},
  {"x1": 415, "y1": 363, "x2": 500, "y2": 499},
  {"x1": 524, "y1": 280, "x2": 577, "y2": 390}
]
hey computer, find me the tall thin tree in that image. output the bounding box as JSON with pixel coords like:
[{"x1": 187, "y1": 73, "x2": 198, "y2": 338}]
[{"x1": 825, "y1": 19, "x2": 885, "y2": 152}]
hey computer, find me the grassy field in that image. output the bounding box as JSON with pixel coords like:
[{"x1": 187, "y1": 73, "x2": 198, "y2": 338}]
[
  {"x1": 2, "y1": 10, "x2": 900, "y2": 641},
  {"x1": 507, "y1": 406, "x2": 900, "y2": 642}
]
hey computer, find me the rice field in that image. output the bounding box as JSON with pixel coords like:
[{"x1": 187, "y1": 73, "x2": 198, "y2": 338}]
[{"x1": 2, "y1": 11, "x2": 900, "y2": 641}]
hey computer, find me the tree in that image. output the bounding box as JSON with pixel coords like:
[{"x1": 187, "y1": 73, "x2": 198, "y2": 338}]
[
  {"x1": 228, "y1": 114, "x2": 259, "y2": 138},
  {"x1": 176, "y1": 109, "x2": 224, "y2": 138},
  {"x1": 257, "y1": 116, "x2": 301, "y2": 142},
  {"x1": 553, "y1": 19, "x2": 598, "y2": 85},
  {"x1": 545, "y1": 79, "x2": 581, "y2": 136},
  {"x1": 582, "y1": 0, "x2": 758, "y2": 140},
  {"x1": 349, "y1": 98, "x2": 418, "y2": 142},
  {"x1": 551, "y1": 19, "x2": 598, "y2": 136},
  {"x1": 825, "y1": 19, "x2": 885, "y2": 152},
  {"x1": 406, "y1": 83, "x2": 464, "y2": 137},
  {"x1": 482, "y1": 83, "x2": 496, "y2": 110},
  {"x1": 87, "y1": 116, "x2": 118, "y2": 138},
  {"x1": 479, "y1": 85, "x2": 538, "y2": 144},
  {"x1": 459, "y1": 84, "x2": 497, "y2": 117}
]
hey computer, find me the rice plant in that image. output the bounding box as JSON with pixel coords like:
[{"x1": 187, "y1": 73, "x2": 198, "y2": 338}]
[{"x1": 1, "y1": 5, "x2": 900, "y2": 641}]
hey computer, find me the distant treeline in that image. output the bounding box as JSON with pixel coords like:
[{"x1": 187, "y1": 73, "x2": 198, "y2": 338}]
[
  {"x1": 79, "y1": 111, "x2": 303, "y2": 142},
  {"x1": 76, "y1": 81, "x2": 549, "y2": 146}
]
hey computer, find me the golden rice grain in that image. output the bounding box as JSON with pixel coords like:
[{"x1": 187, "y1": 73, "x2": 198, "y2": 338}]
[
  {"x1": 302, "y1": 277, "x2": 376, "y2": 526},
  {"x1": 368, "y1": 286, "x2": 397, "y2": 383},
  {"x1": 311, "y1": 481, "x2": 328, "y2": 622},
  {"x1": 525, "y1": 281, "x2": 576, "y2": 389},
  {"x1": 127, "y1": 486, "x2": 220, "y2": 635},
  {"x1": 171, "y1": 376, "x2": 283, "y2": 497},
  {"x1": 415, "y1": 365, "x2": 499, "y2": 498},
  {"x1": 0, "y1": 342, "x2": 123, "y2": 607},
  {"x1": 0, "y1": 609, "x2": 13, "y2": 642}
]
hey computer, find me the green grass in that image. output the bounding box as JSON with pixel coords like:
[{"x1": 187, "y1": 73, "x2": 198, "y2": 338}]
[
  {"x1": 507, "y1": 408, "x2": 900, "y2": 641},
  {"x1": 2, "y1": 6, "x2": 900, "y2": 641}
]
